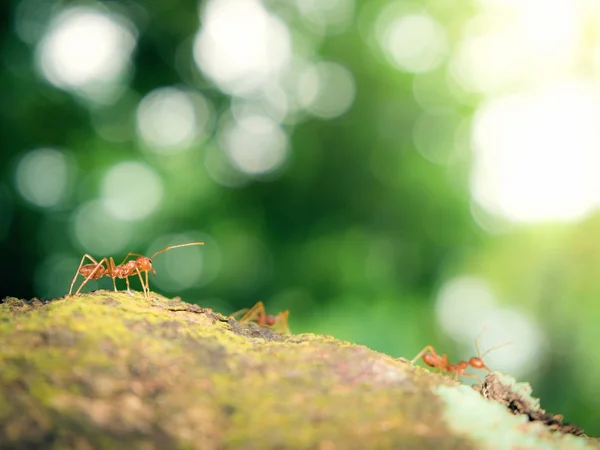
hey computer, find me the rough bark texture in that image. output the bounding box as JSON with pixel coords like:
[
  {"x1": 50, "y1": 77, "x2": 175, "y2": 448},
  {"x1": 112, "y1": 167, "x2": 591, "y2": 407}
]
[{"x1": 0, "y1": 291, "x2": 597, "y2": 450}]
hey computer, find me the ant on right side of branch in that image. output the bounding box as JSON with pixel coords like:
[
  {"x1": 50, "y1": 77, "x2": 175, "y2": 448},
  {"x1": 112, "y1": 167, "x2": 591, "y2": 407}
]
[
  {"x1": 408, "y1": 329, "x2": 511, "y2": 383},
  {"x1": 230, "y1": 301, "x2": 291, "y2": 334}
]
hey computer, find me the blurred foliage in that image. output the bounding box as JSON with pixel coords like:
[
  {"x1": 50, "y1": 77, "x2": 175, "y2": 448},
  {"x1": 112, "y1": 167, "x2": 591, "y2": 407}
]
[{"x1": 1, "y1": 0, "x2": 598, "y2": 437}]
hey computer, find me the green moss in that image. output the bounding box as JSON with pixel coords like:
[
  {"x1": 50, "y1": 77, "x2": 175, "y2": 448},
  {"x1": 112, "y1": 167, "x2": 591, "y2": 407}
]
[{"x1": 0, "y1": 291, "x2": 597, "y2": 449}]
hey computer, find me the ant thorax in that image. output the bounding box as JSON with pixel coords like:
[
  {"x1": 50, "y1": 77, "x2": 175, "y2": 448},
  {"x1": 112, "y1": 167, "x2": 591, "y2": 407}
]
[{"x1": 115, "y1": 261, "x2": 136, "y2": 279}]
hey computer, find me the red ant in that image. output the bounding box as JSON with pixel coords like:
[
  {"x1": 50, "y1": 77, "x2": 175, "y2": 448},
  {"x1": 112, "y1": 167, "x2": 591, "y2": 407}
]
[
  {"x1": 230, "y1": 301, "x2": 291, "y2": 334},
  {"x1": 410, "y1": 330, "x2": 510, "y2": 382},
  {"x1": 68, "y1": 242, "x2": 204, "y2": 300}
]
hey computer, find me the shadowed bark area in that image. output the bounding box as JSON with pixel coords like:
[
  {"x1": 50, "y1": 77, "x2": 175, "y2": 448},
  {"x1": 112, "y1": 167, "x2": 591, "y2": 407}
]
[{"x1": 0, "y1": 292, "x2": 597, "y2": 450}]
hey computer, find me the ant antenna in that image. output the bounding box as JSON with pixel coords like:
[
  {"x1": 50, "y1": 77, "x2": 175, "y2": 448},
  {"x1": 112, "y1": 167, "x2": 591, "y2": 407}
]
[
  {"x1": 474, "y1": 327, "x2": 487, "y2": 358},
  {"x1": 474, "y1": 327, "x2": 512, "y2": 359},
  {"x1": 149, "y1": 242, "x2": 204, "y2": 260},
  {"x1": 479, "y1": 341, "x2": 512, "y2": 359}
]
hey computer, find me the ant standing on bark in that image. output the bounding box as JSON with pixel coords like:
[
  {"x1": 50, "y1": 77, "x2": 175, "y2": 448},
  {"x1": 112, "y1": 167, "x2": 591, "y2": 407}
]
[
  {"x1": 230, "y1": 301, "x2": 291, "y2": 334},
  {"x1": 409, "y1": 329, "x2": 511, "y2": 383},
  {"x1": 69, "y1": 242, "x2": 204, "y2": 301}
]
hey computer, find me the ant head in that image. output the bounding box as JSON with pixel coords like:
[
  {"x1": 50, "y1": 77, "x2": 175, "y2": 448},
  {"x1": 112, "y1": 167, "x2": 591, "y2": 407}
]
[
  {"x1": 468, "y1": 356, "x2": 489, "y2": 371},
  {"x1": 422, "y1": 352, "x2": 441, "y2": 368},
  {"x1": 136, "y1": 256, "x2": 154, "y2": 272}
]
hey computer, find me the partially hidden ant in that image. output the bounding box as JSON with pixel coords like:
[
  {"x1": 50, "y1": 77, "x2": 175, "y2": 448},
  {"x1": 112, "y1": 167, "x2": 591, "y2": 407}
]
[
  {"x1": 230, "y1": 301, "x2": 291, "y2": 334},
  {"x1": 68, "y1": 242, "x2": 204, "y2": 301},
  {"x1": 409, "y1": 329, "x2": 511, "y2": 382}
]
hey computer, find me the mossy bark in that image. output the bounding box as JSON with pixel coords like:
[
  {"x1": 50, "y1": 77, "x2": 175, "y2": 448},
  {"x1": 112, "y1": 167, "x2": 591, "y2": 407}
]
[{"x1": 0, "y1": 292, "x2": 596, "y2": 450}]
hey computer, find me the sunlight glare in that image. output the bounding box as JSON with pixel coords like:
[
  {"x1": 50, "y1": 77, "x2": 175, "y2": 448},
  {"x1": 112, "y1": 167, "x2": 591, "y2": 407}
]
[
  {"x1": 471, "y1": 83, "x2": 600, "y2": 223},
  {"x1": 451, "y1": 0, "x2": 578, "y2": 94}
]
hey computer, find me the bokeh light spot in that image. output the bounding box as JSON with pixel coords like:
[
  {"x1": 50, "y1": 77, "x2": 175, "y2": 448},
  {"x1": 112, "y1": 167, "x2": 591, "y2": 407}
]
[
  {"x1": 231, "y1": 88, "x2": 289, "y2": 125},
  {"x1": 193, "y1": 0, "x2": 291, "y2": 95},
  {"x1": 36, "y1": 7, "x2": 136, "y2": 95},
  {"x1": 15, "y1": 148, "x2": 70, "y2": 209},
  {"x1": 101, "y1": 161, "x2": 164, "y2": 221},
  {"x1": 471, "y1": 82, "x2": 600, "y2": 223},
  {"x1": 436, "y1": 275, "x2": 544, "y2": 377},
  {"x1": 220, "y1": 114, "x2": 288, "y2": 176},
  {"x1": 296, "y1": 0, "x2": 355, "y2": 33},
  {"x1": 204, "y1": 143, "x2": 250, "y2": 188},
  {"x1": 451, "y1": 1, "x2": 579, "y2": 94},
  {"x1": 435, "y1": 275, "x2": 498, "y2": 342},
  {"x1": 377, "y1": 12, "x2": 448, "y2": 74},
  {"x1": 476, "y1": 307, "x2": 544, "y2": 376},
  {"x1": 413, "y1": 109, "x2": 461, "y2": 165},
  {"x1": 137, "y1": 88, "x2": 201, "y2": 154},
  {"x1": 297, "y1": 61, "x2": 356, "y2": 119},
  {"x1": 72, "y1": 200, "x2": 134, "y2": 255}
]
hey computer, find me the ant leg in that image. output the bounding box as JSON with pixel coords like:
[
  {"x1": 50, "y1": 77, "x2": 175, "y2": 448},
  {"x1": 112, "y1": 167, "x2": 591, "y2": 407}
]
[
  {"x1": 273, "y1": 310, "x2": 291, "y2": 334},
  {"x1": 130, "y1": 268, "x2": 147, "y2": 299},
  {"x1": 69, "y1": 254, "x2": 103, "y2": 295},
  {"x1": 457, "y1": 371, "x2": 483, "y2": 385},
  {"x1": 73, "y1": 257, "x2": 109, "y2": 296},
  {"x1": 107, "y1": 257, "x2": 119, "y2": 292},
  {"x1": 144, "y1": 270, "x2": 150, "y2": 299},
  {"x1": 410, "y1": 346, "x2": 438, "y2": 365},
  {"x1": 69, "y1": 254, "x2": 93, "y2": 296},
  {"x1": 124, "y1": 275, "x2": 135, "y2": 296},
  {"x1": 116, "y1": 252, "x2": 145, "y2": 267},
  {"x1": 239, "y1": 301, "x2": 266, "y2": 324},
  {"x1": 229, "y1": 307, "x2": 250, "y2": 319}
]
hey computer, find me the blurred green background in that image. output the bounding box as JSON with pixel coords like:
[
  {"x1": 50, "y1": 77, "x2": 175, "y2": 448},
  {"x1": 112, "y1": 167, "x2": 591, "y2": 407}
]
[{"x1": 2, "y1": 0, "x2": 600, "y2": 435}]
